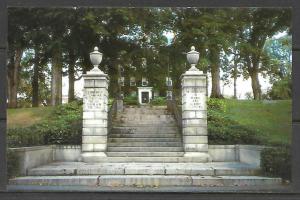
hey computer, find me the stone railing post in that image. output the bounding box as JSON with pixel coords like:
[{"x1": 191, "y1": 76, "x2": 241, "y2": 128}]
[
  {"x1": 81, "y1": 70, "x2": 109, "y2": 162},
  {"x1": 181, "y1": 47, "x2": 211, "y2": 162},
  {"x1": 181, "y1": 67, "x2": 211, "y2": 162}
]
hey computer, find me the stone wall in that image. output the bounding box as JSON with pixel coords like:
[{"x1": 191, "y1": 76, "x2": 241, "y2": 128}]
[
  {"x1": 10, "y1": 146, "x2": 54, "y2": 175},
  {"x1": 9, "y1": 145, "x2": 265, "y2": 175}
]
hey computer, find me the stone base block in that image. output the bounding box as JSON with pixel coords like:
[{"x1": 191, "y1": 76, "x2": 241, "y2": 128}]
[
  {"x1": 183, "y1": 136, "x2": 207, "y2": 144},
  {"x1": 183, "y1": 152, "x2": 212, "y2": 162},
  {"x1": 81, "y1": 152, "x2": 107, "y2": 162},
  {"x1": 182, "y1": 119, "x2": 207, "y2": 127},
  {"x1": 183, "y1": 127, "x2": 207, "y2": 136},
  {"x1": 83, "y1": 127, "x2": 108, "y2": 136},
  {"x1": 184, "y1": 144, "x2": 208, "y2": 152},
  {"x1": 82, "y1": 136, "x2": 107, "y2": 144}
]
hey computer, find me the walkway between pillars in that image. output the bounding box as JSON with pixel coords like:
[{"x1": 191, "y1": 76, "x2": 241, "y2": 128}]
[{"x1": 107, "y1": 105, "x2": 186, "y2": 160}]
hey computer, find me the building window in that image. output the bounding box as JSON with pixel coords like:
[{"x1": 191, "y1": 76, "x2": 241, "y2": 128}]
[
  {"x1": 142, "y1": 77, "x2": 148, "y2": 86},
  {"x1": 118, "y1": 77, "x2": 125, "y2": 86},
  {"x1": 141, "y1": 58, "x2": 147, "y2": 69},
  {"x1": 130, "y1": 77, "x2": 136, "y2": 86},
  {"x1": 166, "y1": 91, "x2": 172, "y2": 100},
  {"x1": 166, "y1": 77, "x2": 172, "y2": 87}
]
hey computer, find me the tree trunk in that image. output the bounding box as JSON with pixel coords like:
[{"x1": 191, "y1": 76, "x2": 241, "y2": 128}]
[
  {"x1": 32, "y1": 48, "x2": 39, "y2": 107},
  {"x1": 250, "y1": 69, "x2": 262, "y2": 100},
  {"x1": 7, "y1": 48, "x2": 22, "y2": 108},
  {"x1": 210, "y1": 48, "x2": 223, "y2": 98},
  {"x1": 68, "y1": 52, "x2": 75, "y2": 103},
  {"x1": 247, "y1": 54, "x2": 262, "y2": 100},
  {"x1": 51, "y1": 49, "x2": 62, "y2": 106},
  {"x1": 233, "y1": 58, "x2": 237, "y2": 99}
]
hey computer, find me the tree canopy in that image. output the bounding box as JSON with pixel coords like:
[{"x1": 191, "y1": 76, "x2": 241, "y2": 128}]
[{"x1": 7, "y1": 7, "x2": 292, "y2": 108}]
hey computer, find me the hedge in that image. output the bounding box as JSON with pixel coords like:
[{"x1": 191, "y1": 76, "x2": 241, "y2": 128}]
[
  {"x1": 260, "y1": 144, "x2": 291, "y2": 181},
  {"x1": 7, "y1": 101, "x2": 83, "y2": 148}
]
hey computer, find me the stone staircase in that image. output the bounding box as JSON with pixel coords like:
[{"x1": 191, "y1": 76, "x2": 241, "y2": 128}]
[
  {"x1": 107, "y1": 105, "x2": 185, "y2": 159},
  {"x1": 8, "y1": 105, "x2": 283, "y2": 189}
]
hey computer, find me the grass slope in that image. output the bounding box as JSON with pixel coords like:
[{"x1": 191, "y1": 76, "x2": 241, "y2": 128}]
[
  {"x1": 7, "y1": 100, "x2": 292, "y2": 144},
  {"x1": 223, "y1": 99, "x2": 292, "y2": 144},
  {"x1": 7, "y1": 106, "x2": 54, "y2": 129}
]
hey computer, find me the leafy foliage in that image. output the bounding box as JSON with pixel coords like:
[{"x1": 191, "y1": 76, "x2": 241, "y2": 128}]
[
  {"x1": 207, "y1": 98, "x2": 267, "y2": 144},
  {"x1": 7, "y1": 149, "x2": 20, "y2": 179},
  {"x1": 7, "y1": 101, "x2": 83, "y2": 147},
  {"x1": 208, "y1": 110, "x2": 266, "y2": 145},
  {"x1": 150, "y1": 97, "x2": 167, "y2": 106},
  {"x1": 123, "y1": 95, "x2": 138, "y2": 105},
  {"x1": 261, "y1": 144, "x2": 291, "y2": 180},
  {"x1": 8, "y1": 8, "x2": 292, "y2": 108},
  {"x1": 207, "y1": 98, "x2": 226, "y2": 112},
  {"x1": 267, "y1": 77, "x2": 292, "y2": 100}
]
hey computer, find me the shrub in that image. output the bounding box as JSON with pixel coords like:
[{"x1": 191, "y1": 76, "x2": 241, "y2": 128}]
[
  {"x1": 207, "y1": 110, "x2": 266, "y2": 145},
  {"x1": 207, "y1": 98, "x2": 226, "y2": 112},
  {"x1": 260, "y1": 145, "x2": 291, "y2": 180},
  {"x1": 8, "y1": 125, "x2": 46, "y2": 147},
  {"x1": 151, "y1": 97, "x2": 167, "y2": 106},
  {"x1": 267, "y1": 77, "x2": 292, "y2": 100},
  {"x1": 7, "y1": 149, "x2": 20, "y2": 179},
  {"x1": 124, "y1": 96, "x2": 138, "y2": 105},
  {"x1": 7, "y1": 101, "x2": 82, "y2": 147},
  {"x1": 43, "y1": 101, "x2": 82, "y2": 145}
]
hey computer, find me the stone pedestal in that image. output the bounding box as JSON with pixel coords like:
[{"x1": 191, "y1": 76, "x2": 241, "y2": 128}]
[
  {"x1": 81, "y1": 70, "x2": 109, "y2": 162},
  {"x1": 181, "y1": 70, "x2": 211, "y2": 162}
]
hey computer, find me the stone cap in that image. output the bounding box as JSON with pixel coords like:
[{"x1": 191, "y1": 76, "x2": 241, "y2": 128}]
[
  {"x1": 83, "y1": 73, "x2": 109, "y2": 78},
  {"x1": 181, "y1": 72, "x2": 207, "y2": 80}
]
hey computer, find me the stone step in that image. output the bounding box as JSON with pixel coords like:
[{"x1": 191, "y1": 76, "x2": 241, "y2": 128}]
[
  {"x1": 106, "y1": 152, "x2": 184, "y2": 157},
  {"x1": 123, "y1": 110, "x2": 169, "y2": 115},
  {"x1": 123, "y1": 107, "x2": 168, "y2": 113},
  {"x1": 9, "y1": 175, "x2": 282, "y2": 187},
  {"x1": 80, "y1": 156, "x2": 210, "y2": 163},
  {"x1": 111, "y1": 127, "x2": 179, "y2": 134},
  {"x1": 108, "y1": 142, "x2": 182, "y2": 147},
  {"x1": 109, "y1": 134, "x2": 181, "y2": 138},
  {"x1": 114, "y1": 120, "x2": 176, "y2": 124},
  {"x1": 117, "y1": 114, "x2": 175, "y2": 120},
  {"x1": 26, "y1": 162, "x2": 261, "y2": 176},
  {"x1": 112, "y1": 125, "x2": 178, "y2": 129},
  {"x1": 113, "y1": 122, "x2": 177, "y2": 126},
  {"x1": 107, "y1": 147, "x2": 184, "y2": 152},
  {"x1": 108, "y1": 138, "x2": 182, "y2": 143}
]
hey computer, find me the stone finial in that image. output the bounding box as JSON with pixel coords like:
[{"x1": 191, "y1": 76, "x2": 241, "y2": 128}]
[
  {"x1": 186, "y1": 46, "x2": 202, "y2": 73},
  {"x1": 88, "y1": 46, "x2": 104, "y2": 74}
]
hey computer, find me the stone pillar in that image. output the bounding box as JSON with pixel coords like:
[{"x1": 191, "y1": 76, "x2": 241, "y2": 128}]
[
  {"x1": 181, "y1": 69, "x2": 211, "y2": 162},
  {"x1": 81, "y1": 70, "x2": 109, "y2": 162}
]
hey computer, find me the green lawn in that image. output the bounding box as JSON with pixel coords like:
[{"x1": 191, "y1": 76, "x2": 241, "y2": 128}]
[
  {"x1": 7, "y1": 99, "x2": 292, "y2": 144},
  {"x1": 223, "y1": 99, "x2": 292, "y2": 144},
  {"x1": 7, "y1": 106, "x2": 54, "y2": 129}
]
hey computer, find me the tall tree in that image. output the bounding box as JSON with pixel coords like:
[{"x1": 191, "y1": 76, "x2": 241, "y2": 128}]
[
  {"x1": 7, "y1": 9, "x2": 30, "y2": 108},
  {"x1": 171, "y1": 8, "x2": 238, "y2": 98},
  {"x1": 238, "y1": 8, "x2": 291, "y2": 100}
]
